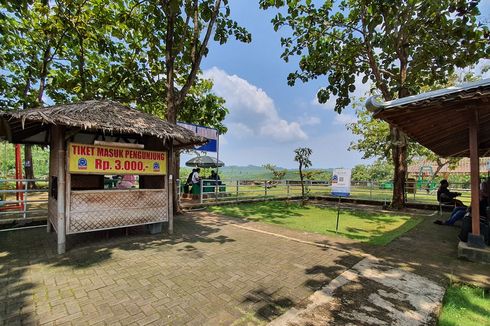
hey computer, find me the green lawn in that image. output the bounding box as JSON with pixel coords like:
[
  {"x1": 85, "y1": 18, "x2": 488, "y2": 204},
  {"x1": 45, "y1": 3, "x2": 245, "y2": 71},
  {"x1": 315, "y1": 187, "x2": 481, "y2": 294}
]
[
  {"x1": 208, "y1": 201, "x2": 423, "y2": 245},
  {"x1": 438, "y1": 284, "x2": 490, "y2": 326},
  {"x1": 201, "y1": 182, "x2": 471, "y2": 206}
]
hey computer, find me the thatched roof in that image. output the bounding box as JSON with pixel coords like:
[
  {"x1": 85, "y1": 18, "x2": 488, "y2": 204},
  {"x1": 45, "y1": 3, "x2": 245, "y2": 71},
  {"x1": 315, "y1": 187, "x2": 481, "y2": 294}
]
[{"x1": 0, "y1": 100, "x2": 206, "y2": 147}]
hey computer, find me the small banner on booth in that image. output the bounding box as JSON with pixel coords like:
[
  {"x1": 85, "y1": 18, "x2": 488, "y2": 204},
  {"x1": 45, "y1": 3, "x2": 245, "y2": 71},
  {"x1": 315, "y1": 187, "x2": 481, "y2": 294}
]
[
  {"x1": 331, "y1": 168, "x2": 351, "y2": 197},
  {"x1": 68, "y1": 143, "x2": 167, "y2": 175}
]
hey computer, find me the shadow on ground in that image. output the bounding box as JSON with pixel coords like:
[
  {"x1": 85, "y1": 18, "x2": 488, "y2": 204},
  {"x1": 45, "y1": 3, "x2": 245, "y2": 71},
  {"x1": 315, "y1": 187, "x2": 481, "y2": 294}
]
[
  {"x1": 0, "y1": 213, "x2": 235, "y2": 324},
  {"x1": 209, "y1": 207, "x2": 489, "y2": 325}
]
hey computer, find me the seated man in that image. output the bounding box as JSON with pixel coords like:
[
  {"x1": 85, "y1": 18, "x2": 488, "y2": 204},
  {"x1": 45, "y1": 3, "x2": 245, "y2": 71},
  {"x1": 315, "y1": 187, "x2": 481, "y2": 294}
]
[
  {"x1": 434, "y1": 206, "x2": 468, "y2": 225},
  {"x1": 208, "y1": 170, "x2": 221, "y2": 185},
  {"x1": 437, "y1": 179, "x2": 464, "y2": 207}
]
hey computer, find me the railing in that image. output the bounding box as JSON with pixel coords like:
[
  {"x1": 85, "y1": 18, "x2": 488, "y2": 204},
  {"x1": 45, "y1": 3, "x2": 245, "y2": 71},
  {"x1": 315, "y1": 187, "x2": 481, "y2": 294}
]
[
  {"x1": 180, "y1": 179, "x2": 471, "y2": 206},
  {"x1": 0, "y1": 178, "x2": 49, "y2": 219}
]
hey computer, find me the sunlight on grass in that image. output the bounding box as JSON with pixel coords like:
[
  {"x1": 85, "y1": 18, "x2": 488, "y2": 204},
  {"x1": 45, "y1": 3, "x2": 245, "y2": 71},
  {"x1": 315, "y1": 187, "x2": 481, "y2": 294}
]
[
  {"x1": 208, "y1": 201, "x2": 422, "y2": 245},
  {"x1": 438, "y1": 284, "x2": 490, "y2": 326}
]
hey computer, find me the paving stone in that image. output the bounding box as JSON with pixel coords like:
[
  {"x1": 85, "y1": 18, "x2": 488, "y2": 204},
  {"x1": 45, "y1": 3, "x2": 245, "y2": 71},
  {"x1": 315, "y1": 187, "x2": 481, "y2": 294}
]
[{"x1": 0, "y1": 212, "x2": 361, "y2": 325}]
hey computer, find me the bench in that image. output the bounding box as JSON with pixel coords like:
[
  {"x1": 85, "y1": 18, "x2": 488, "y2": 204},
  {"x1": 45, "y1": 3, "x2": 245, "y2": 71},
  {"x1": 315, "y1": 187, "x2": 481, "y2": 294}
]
[{"x1": 438, "y1": 201, "x2": 456, "y2": 216}]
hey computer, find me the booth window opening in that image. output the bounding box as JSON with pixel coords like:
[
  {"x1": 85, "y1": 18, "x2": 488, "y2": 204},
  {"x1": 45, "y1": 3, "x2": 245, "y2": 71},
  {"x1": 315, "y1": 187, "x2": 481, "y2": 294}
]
[{"x1": 105, "y1": 174, "x2": 139, "y2": 190}]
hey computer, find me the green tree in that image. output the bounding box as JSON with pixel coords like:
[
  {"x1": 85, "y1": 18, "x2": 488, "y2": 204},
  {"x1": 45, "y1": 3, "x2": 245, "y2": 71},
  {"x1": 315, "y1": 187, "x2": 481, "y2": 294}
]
[
  {"x1": 0, "y1": 1, "x2": 70, "y2": 187},
  {"x1": 351, "y1": 164, "x2": 370, "y2": 182},
  {"x1": 352, "y1": 160, "x2": 392, "y2": 182},
  {"x1": 263, "y1": 164, "x2": 287, "y2": 180},
  {"x1": 294, "y1": 147, "x2": 312, "y2": 201},
  {"x1": 347, "y1": 69, "x2": 483, "y2": 184},
  {"x1": 260, "y1": 0, "x2": 489, "y2": 208},
  {"x1": 0, "y1": 1, "x2": 236, "y2": 194},
  {"x1": 122, "y1": 0, "x2": 251, "y2": 211}
]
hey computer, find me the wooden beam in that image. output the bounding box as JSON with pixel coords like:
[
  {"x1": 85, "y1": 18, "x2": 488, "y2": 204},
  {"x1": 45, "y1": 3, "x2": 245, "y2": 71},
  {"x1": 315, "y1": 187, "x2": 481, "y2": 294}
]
[
  {"x1": 469, "y1": 109, "x2": 480, "y2": 236},
  {"x1": 167, "y1": 141, "x2": 174, "y2": 235}
]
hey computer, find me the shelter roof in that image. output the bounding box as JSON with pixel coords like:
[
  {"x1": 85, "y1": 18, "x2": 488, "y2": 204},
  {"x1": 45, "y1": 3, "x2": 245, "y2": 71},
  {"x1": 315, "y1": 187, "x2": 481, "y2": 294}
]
[
  {"x1": 366, "y1": 78, "x2": 490, "y2": 157},
  {"x1": 0, "y1": 100, "x2": 206, "y2": 148},
  {"x1": 408, "y1": 158, "x2": 490, "y2": 174}
]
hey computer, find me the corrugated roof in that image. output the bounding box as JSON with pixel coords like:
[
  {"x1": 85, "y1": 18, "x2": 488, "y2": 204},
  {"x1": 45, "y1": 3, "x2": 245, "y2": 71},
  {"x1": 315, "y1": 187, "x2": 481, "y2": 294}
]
[
  {"x1": 366, "y1": 79, "x2": 490, "y2": 158},
  {"x1": 366, "y1": 78, "x2": 490, "y2": 111},
  {"x1": 408, "y1": 158, "x2": 490, "y2": 174}
]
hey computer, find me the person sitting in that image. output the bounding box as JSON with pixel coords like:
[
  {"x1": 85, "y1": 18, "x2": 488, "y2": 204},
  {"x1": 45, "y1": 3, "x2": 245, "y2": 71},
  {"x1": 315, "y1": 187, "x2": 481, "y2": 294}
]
[
  {"x1": 437, "y1": 179, "x2": 464, "y2": 207},
  {"x1": 117, "y1": 175, "x2": 136, "y2": 189},
  {"x1": 480, "y1": 177, "x2": 489, "y2": 217},
  {"x1": 209, "y1": 170, "x2": 220, "y2": 181},
  {"x1": 434, "y1": 206, "x2": 468, "y2": 225}
]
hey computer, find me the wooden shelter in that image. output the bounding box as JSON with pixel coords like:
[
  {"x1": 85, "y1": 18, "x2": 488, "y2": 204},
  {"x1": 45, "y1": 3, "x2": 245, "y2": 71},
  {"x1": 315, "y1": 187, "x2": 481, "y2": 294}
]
[
  {"x1": 367, "y1": 78, "x2": 490, "y2": 247},
  {"x1": 0, "y1": 100, "x2": 205, "y2": 254}
]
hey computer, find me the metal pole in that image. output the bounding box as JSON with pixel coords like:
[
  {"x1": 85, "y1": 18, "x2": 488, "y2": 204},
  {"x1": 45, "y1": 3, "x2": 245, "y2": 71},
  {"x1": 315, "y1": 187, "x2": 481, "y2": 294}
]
[
  {"x1": 167, "y1": 142, "x2": 174, "y2": 235},
  {"x1": 2, "y1": 142, "x2": 6, "y2": 178},
  {"x1": 287, "y1": 180, "x2": 290, "y2": 199},
  {"x1": 215, "y1": 133, "x2": 219, "y2": 201},
  {"x1": 215, "y1": 132, "x2": 220, "y2": 177},
  {"x1": 264, "y1": 180, "x2": 267, "y2": 197},
  {"x1": 200, "y1": 179, "x2": 203, "y2": 204},
  {"x1": 23, "y1": 180, "x2": 27, "y2": 219},
  {"x1": 236, "y1": 179, "x2": 239, "y2": 202},
  {"x1": 336, "y1": 196, "x2": 341, "y2": 233}
]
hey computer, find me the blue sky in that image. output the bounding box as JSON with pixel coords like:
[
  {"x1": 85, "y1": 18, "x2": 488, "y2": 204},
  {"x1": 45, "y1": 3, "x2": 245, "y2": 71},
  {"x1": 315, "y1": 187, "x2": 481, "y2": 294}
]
[{"x1": 182, "y1": 0, "x2": 490, "y2": 169}]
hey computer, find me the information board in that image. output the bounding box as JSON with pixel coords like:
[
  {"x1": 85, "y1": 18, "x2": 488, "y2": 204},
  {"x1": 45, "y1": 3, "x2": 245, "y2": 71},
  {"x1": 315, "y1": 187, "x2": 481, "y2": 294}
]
[
  {"x1": 331, "y1": 168, "x2": 351, "y2": 197},
  {"x1": 68, "y1": 143, "x2": 166, "y2": 175},
  {"x1": 177, "y1": 122, "x2": 218, "y2": 152}
]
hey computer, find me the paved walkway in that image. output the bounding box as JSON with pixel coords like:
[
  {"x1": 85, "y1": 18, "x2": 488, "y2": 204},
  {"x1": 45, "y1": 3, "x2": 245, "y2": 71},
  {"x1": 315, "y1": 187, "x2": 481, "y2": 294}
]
[
  {"x1": 1, "y1": 208, "x2": 488, "y2": 325},
  {"x1": 0, "y1": 213, "x2": 362, "y2": 325}
]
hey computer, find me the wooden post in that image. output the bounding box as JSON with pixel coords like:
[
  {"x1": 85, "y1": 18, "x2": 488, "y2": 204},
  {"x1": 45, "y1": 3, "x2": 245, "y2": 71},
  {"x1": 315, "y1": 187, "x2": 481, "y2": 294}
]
[
  {"x1": 469, "y1": 109, "x2": 480, "y2": 236},
  {"x1": 54, "y1": 126, "x2": 66, "y2": 254},
  {"x1": 167, "y1": 144, "x2": 174, "y2": 235},
  {"x1": 65, "y1": 150, "x2": 71, "y2": 238}
]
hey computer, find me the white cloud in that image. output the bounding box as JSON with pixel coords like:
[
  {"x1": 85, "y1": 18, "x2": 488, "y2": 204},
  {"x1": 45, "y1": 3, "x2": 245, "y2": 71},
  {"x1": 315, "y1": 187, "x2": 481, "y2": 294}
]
[
  {"x1": 312, "y1": 75, "x2": 372, "y2": 112},
  {"x1": 309, "y1": 74, "x2": 373, "y2": 127},
  {"x1": 298, "y1": 115, "x2": 321, "y2": 126},
  {"x1": 226, "y1": 122, "x2": 254, "y2": 139},
  {"x1": 218, "y1": 134, "x2": 228, "y2": 146},
  {"x1": 203, "y1": 67, "x2": 308, "y2": 142},
  {"x1": 334, "y1": 113, "x2": 357, "y2": 125},
  {"x1": 260, "y1": 120, "x2": 307, "y2": 141},
  {"x1": 456, "y1": 58, "x2": 490, "y2": 79}
]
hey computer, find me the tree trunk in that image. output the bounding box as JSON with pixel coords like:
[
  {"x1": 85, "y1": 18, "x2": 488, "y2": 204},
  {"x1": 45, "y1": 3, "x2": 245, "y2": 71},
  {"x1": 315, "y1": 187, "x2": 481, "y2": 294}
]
[
  {"x1": 390, "y1": 77, "x2": 410, "y2": 209},
  {"x1": 299, "y1": 163, "x2": 305, "y2": 201},
  {"x1": 24, "y1": 144, "x2": 37, "y2": 189},
  {"x1": 390, "y1": 127, "x2": 407, "y2": 209}
]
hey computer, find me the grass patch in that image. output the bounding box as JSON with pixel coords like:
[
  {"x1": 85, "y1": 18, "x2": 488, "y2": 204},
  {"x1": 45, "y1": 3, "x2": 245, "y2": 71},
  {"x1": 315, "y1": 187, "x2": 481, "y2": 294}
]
[
  {"x1": 438, "y1": 284, "x2": 490, "y2": 326},
  {"x1": 208, "y1": 201, "x2": 422, "y2": 245}
]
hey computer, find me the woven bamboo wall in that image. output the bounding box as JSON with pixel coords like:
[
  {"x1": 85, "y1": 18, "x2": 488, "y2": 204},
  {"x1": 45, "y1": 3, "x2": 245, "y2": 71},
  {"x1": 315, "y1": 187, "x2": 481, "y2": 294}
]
[{"x1": 67, "y1": 189, "x2": 168, "y2": 234}]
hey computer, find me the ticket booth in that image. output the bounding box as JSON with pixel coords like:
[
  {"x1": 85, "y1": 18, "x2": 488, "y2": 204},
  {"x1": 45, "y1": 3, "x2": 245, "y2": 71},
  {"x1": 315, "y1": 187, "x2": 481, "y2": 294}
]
[{"x1": 0, "y1": 100, "x2": 204, "y2": 254}]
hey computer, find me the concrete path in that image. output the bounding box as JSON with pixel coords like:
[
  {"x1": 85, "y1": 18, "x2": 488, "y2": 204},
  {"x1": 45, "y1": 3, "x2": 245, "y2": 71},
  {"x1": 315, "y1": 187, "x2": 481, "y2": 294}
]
[{"x1": 269, "y1": 256, "x2": 445, "y2": 325}]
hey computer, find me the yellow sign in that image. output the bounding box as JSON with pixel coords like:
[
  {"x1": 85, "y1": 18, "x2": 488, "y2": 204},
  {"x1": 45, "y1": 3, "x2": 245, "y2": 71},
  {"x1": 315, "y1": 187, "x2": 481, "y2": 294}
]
[{"x1": 68, "y1": 143, "x2": 166, "y2": 175}]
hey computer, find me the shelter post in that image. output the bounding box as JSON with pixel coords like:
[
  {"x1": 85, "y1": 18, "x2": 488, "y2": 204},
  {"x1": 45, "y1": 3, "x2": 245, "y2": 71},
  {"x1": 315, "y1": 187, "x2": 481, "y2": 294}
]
[
  {"x1": 168, "y1": 143, "x2": 174, "y2": 234},
  {"x1": 54, "y1": 126, "x2": 66, "y2": 254},
  {"x1": 469, "y1": 109, "x2": 481, "y2": 239}
]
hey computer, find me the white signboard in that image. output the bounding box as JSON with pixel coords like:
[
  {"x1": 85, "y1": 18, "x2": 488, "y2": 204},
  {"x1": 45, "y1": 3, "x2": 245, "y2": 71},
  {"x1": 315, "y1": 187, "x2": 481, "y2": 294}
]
[{"x1": 331, "y1": 168, "x2": 351, "y2": 197}]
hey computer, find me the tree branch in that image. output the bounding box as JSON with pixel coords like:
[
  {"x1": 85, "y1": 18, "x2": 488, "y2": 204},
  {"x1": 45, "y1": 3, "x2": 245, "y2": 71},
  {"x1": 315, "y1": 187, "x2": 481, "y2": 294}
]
[{"x1": 178, "y1": 0, "x2": 222, "y2": 104}]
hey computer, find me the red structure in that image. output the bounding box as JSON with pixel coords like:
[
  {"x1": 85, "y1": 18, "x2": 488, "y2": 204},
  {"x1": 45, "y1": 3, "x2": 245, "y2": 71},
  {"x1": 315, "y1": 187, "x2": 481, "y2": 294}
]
[{"x1": 0, "y1": 144, "x2": 24, "y2": 211}]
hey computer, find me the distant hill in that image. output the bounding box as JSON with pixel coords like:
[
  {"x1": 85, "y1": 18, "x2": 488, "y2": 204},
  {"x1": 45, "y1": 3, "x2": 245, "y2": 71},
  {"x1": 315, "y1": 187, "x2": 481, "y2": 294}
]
[{"x1": 180, "y1": 164, "x2": 332, "y2": 181}]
